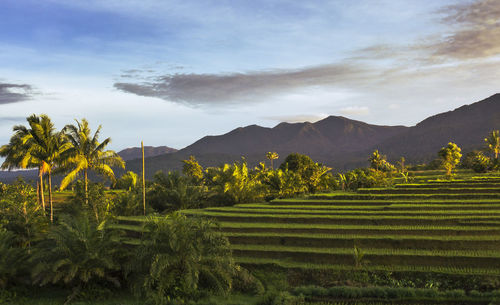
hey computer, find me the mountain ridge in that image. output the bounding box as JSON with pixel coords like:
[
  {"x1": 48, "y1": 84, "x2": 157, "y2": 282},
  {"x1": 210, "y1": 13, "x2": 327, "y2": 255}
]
[
  {"x1": 1, "y1": 94, "x2": 499, "y2": 182},
  {"x1": 124, "y1": 93, "x2": 500, "y2": 175}
]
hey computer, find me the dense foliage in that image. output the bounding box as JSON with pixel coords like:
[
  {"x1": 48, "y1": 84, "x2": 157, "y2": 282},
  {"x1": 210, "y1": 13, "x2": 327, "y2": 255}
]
[{"x1": 127, "y1": 214, "x2": 235, "y2": 304}]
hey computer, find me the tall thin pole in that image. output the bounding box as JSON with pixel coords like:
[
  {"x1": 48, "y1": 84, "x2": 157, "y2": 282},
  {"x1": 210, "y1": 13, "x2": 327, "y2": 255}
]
[{"x1": 142, "y1": 141, "x2": 146, "y2": 216}]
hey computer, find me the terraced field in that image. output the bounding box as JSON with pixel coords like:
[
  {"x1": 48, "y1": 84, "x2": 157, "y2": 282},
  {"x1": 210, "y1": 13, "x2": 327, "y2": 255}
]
[
  {"x1": 117, "y1": 171, "x2": 500, "y2": 303},
  {"x1": 181, "y1": 174, "x2": 500, "y2": 277}
]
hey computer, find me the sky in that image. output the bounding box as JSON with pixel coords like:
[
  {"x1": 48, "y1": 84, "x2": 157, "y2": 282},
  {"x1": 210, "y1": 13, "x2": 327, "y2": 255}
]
[{"x1": 0, "y1": 0, "x2": 499, "y2": 151}]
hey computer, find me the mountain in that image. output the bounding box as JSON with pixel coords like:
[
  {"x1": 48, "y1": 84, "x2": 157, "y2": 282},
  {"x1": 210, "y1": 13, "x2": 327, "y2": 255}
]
[
  {"x1": 376, "y1": 93, "x2": 500, "y2": 162},
  {"x1": 118, "y1": 146, "x2": 177, "y2": 161},
  {"x1": 125, "y1": 94, "x2": 500, "y2": 176},
  {"x1": 178, "y1": 116, "x2": 408, "y2": 167},
  {"x1": 2, "y1": 94, "x2": 499, "y2": 182}
]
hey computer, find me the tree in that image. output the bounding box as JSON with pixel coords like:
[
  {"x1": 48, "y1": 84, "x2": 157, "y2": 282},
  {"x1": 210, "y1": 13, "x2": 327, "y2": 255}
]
[
  {"x1": 471, "y1": 151, "x2": 491, "y2": 173},
  {"x1": 368, "y1": 150, "x2": 395, "y2": 172},
  {"x1": 0, "y1": 114, "x2": 69, "y2": 222},
  {"x1": 279, "y1": 153, "x2": 332, "y2": 193},
  {"x1": 485, "y1": 130, "x2": 500, "y2": 160},
  {"x1": 31, "y1": 215, "x2": 123, "y2": 303},
  {"x1": 368, "y1": 150, "x2": 383, "y2": 171},
  {"x1": 127, "y1": 213, "x2": 234, "y2": 304},
  {"x1": 0, "y1": 118, "x2": 46, "y2": 213},
  {"x1": 115, "y1": 171, "x2": 138, "y2": 191},
  {"x1": 148, "y1": 171, "x2": 203, "y2": 211},
  {"x1": 266, "y1": 152, "x2": 279, "y2": 169},
  {"x1": 206, "y1": 160, "x2": 262, "y2": 205},
  {"x1": 438, "y1": 142, "x2": 462, "y2": 177},
  {"x1": 0, "y1": 179, "x2": 48, "y2": 250},
  {"x1": 182, "y1": 155, "x2": 204, "y2": 183},
  {"x1": 60, "y1": 119, "x2": 125, "y2": 221}
]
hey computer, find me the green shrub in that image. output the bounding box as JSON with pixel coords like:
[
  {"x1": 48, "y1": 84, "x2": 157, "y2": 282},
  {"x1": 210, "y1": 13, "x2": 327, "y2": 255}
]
[
  {"x1": 127, "y1": 213, "x2": 235, "y2": 304},
  {"x1": 443, "y1": 289, "x2": 466, "y2": 298},
  {"x1": 0, "y1": 229, "x2": 27, "y2": 288},
  {"x1": 257, "y1": 291, "x2": 305, "y2": 305},
  {"x1": 232, "y1": 266, "x2": 265, "y2": 295},
  {"x1": 31, "y1": 215, "x2": 124, "y2": 303}
]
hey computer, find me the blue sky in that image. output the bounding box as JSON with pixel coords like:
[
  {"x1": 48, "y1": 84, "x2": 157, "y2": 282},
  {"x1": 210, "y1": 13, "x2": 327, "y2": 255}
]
[{"x1": 1, "y1": 0, "x2": 499, "y2": 151}]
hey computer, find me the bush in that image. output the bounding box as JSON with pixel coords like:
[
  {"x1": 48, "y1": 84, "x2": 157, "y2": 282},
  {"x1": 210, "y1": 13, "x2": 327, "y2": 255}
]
[
  {"x1": 0, "y1": 229, "x2": 27, "y2": 288},
  {"x1": 232, "y1": 266, "x2": 265, "y2": 295},
  {"x1": 31, "y1": 215, "x2": 124, "y2": 303},
  {"x1": 257, "y1": 291, "x2": 304, "y2": 305},
  {"x1": 472, "y1": 152, "x2": 492, "y2": 173},
  {"x1": 443, "y1": 289, "x2": 466, "y2": 298},
  {"x1": 340, "y1": 168, "x2": 393, "y2": 191},
  {"x1": 110, "y1": 190, "x2": 145, "y2": 216},
  {"x1": 0, "y1": 179, "x2": 48, "y2": 249},
  {"x1": 147, "y1": 171, "x2": 204, "y2": 212},
  {"x1": 127, "y1": 213, "x2": 235, "y2": 304}
]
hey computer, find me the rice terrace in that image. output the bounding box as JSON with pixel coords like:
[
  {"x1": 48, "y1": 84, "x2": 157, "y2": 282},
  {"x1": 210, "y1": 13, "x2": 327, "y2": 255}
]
[
  {"x1": 112, "y1": 170, "x2": 500, "y2": 304},
  {"x1": 2, "y1": 0, "x2": 500, "y2": 304}
]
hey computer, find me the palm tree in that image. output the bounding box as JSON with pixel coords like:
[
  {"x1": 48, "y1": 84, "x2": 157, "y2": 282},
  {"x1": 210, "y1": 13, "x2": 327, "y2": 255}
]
[
  {"x1": 0, "y1": 114, "x2": 68, "y2": 222},
  {"x1": 128, "y1": 213, "x2": 234, "y2": 303},
  {"x1": 266, "y1": 152, "x2": 279, "y2": 169},
  {"x1": 60, "y1": 119, "x2": 125, "y2": 220},
  {"x1": 369, "y1": 150, "x2": 382, "y2": 171},
  {"x1": 31, "y1": 215, "x2": 122, "y2": 303},
  {"x1": 485, "y1": 130, "x2": 500, "y2": 160},
  {"x1": 0, "y1": 122, "x2": 45, "y2": 211}
]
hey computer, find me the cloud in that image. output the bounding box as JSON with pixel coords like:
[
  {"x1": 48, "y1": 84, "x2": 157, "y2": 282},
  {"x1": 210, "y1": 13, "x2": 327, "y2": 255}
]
[
  {"x1": 263, "y1": 114, "x2": 328, "y2": 123},
  {"x1": 0, "y1": 82, "x2": 34, "y2": 104},
  {"x1": 339, "y1": 106, "x2": 369, "y2": 116},
  {"x1": 114, "y1": 64, "x2": 372, "y2": 106},
  {"x1": 352, "y1": 0, "x2": 500, "y2": 62},
  {"x1": 113, "y1": 0, "x2": 500, "y2": 112},
  {"x1": 431, "y1": 0, "x2": 500, "y2": 59}
]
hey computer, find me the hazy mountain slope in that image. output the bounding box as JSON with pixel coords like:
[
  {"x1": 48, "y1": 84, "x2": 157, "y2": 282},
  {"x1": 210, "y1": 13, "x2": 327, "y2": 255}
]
[
  {"x1": 181, "y1": 116, "x2": 408, "y2": 157},
  {"x1": 375, "y1": 93, "x2": 500, "y2": 162},
  {"x1": 118, "y1": 146, "x2": 177, "y2": 161}
]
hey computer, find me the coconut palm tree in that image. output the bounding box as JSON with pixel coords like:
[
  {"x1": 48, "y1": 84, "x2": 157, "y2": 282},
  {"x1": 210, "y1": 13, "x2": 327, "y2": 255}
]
[
  {"x1": 266, "y1": 152, "x2": 279, "y2": 170},
  {"x1": 485, "y1": 130, "x2": 500, "y2": 160},
  {"x1": 60, "y1": 119, "x2": 125, "y2": 220},
  {"x1": 0, "y1": 122, "x2": 45, "y2": 211},
  {"x1": 1, "y1": 114, "x2": 68, "y2": 222}
]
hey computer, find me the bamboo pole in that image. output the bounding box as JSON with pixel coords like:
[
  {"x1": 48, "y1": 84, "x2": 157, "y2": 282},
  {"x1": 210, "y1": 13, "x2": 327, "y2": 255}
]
[{"x1": 142, "y1": 141, "x2": 146, "y2": 216}]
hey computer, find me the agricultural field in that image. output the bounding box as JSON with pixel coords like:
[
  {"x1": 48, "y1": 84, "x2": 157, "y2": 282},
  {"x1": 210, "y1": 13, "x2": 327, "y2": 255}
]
[{"x1": 119, "y1": 171, "x2": 500, "y2": 304}]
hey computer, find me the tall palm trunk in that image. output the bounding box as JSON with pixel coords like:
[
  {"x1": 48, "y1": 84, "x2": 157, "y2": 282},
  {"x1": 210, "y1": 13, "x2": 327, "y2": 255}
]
[
  {"x1": 36, "y1": 180, "x2": 40, "y2": 208},
  {"x1": 84, "y1": 168, "x2": 98, "y2": 221},
  {"x1": 48, "y1": 171, "x2": 53, "y2": 223},
  {"x1": 39, "y1": 168, "x2": 45, "y2": 216},
  {"x1": 84, "y1": 168, "x2": 88, "y2": 206}
]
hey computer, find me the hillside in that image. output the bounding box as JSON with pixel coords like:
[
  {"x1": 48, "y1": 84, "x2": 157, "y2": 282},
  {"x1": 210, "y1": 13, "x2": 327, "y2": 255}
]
[
  {"x1": 376, "y1": 94, "x2": 500, "y2": 162},
  {"x1": 118, "y1": 145, "x2": 177, "y2": 161},
  {"x1": 125, "y1": 94, "x2": 500, "y2": 175}
]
